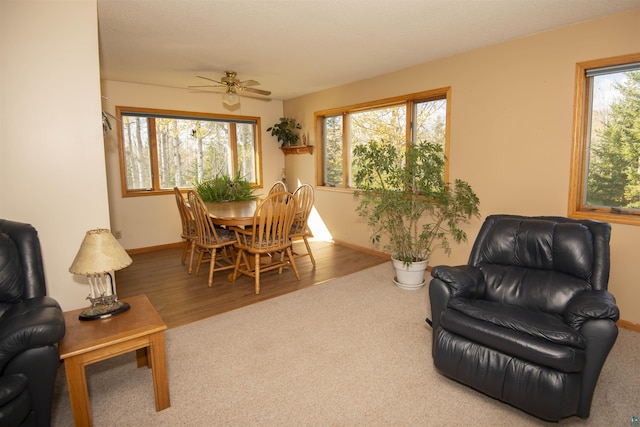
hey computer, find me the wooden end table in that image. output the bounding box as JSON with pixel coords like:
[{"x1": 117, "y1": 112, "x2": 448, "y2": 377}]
[{"x1": 59, "y1": 294, "x2": 170, "y2": 426}]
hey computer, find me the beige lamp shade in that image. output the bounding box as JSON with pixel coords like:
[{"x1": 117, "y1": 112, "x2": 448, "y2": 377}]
[{"x1": 69, "y1": 228, "x2": 132, "y2": 275}]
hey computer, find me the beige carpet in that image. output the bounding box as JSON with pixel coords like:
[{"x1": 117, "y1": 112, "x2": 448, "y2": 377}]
[{"x1": 51, "y1": 263, "x2": 639, "y2": 426}]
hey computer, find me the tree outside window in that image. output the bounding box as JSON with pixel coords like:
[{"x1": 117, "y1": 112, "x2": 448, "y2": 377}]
[
  {"x1": 569, "y1": 54, "x2": 640, "y2": 225},
  {"x1": 117, "y1": 107, "x2": 262, "y2": 196},
  {"x1": 317, "y1": 88, "x2": 450, "y2": 189}
]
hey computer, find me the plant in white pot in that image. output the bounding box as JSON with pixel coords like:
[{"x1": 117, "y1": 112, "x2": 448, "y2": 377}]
[{"x1": 353, "y1": 140, "x2": 480, "y2": 290}]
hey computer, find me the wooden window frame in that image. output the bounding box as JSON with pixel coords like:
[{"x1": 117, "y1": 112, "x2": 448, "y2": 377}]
[
  {"x1": 116, "y1": 106, "x2": 263, "y2": 197},
  {"x1": 314, "y1": 87, "x2": 452, "y2": 191},
  {"x1": 568, "y1": 53, "x2": 640, "y2": 226}
]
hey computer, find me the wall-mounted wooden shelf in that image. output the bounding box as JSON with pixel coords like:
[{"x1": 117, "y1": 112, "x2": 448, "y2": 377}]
[{"x1": 280, "y1": 145, "x2": 314, "y2": 155}]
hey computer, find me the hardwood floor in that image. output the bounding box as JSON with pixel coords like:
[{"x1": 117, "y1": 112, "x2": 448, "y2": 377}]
[{"x1": 116, "y1": 240, "x2": 388, "y2": 329}]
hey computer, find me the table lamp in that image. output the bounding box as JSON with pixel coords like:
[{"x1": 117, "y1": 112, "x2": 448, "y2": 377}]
[{"x1": 69, "y1": 228, "x2": 132, "y2": 320}]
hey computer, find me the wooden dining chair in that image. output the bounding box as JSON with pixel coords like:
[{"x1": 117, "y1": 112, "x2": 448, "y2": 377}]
[
  {"x1": 268, "y1": 180, "x2": 287, "y2": 194},
  {"x1": 230, "y1": 191, "x2": 301, "y2": 294},
  {"x1": 187, "y1": 190, "x2": 238, "y2": 287},
  {"x1": 290, "y1": 184, "x2": 316, "y2": 267},
  {"x1": 174, "y1": 187, "x2": 197, "y2": 271}
]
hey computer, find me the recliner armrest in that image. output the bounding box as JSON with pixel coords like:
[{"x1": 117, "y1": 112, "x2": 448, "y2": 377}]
[
  {"x1": 563, "y1": 290, "x2": 620, "y2": 330},
  {"x1": 430, "y1": 265, "x2": 484, "y2": 298},
  {"x1": 0, "y1": 297, "x2": 65, "y2": 372}
]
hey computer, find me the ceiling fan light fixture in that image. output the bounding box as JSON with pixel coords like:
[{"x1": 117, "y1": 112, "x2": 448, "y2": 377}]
[{"x1": 222, "y1": 89, "x2": 240, "y2": 106}]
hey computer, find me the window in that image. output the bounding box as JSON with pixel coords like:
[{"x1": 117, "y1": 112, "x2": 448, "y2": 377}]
[
  {"x1": 569, "y1": 54, "x2": 640, "y2": 225},
  {"x1": 117, "y1": 107, "x2": 262, "y2": 196},
  {"x1": 316, "y1": 88, "x2": 450, "y2": 189}
]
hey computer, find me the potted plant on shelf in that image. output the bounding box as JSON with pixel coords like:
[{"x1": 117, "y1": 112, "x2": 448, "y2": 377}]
[
  {"x1": 196, "y1": 173, "x2": 257, "y2": 202},
  {"x1": 267, "y1": 117, "x2": 302, "y2": 147},
  {"x1": 352, "y1": 140, "x2": 480, "y2": 290}
]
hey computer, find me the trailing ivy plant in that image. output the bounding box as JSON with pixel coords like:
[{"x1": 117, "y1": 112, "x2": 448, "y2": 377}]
[
  {"x1": 196, "y1": 173, "x2": 257, "y2": 202},
  {"x1": 352, "y1": 140, "x2": 480, "y2": 265}
]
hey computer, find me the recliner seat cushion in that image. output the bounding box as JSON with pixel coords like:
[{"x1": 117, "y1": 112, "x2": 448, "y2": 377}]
[{"x1": 442, "y1": 298, "x2": 586, "y2": 372}]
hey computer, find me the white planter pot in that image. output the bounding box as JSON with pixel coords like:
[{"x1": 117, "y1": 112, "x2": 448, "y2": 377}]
[{"x1": 391, "y1": 257, "x2": 428, "y2": 290}]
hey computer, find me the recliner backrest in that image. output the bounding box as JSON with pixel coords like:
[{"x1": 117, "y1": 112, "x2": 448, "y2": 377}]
[
  {"x1": 0, "y1": 220, "x2": 47, "y2": 300},
  {"x1": 468, "y1": 215, "x2": 611, "y2": 314}
]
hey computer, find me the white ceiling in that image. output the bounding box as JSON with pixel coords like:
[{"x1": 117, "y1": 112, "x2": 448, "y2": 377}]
[{"x1": 97, "y1": 0, "x2": 640, "y2": 101}]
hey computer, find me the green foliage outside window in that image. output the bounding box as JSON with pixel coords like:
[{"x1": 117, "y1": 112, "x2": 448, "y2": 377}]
[
  {"x1": 587, "y1": 70, "x2": 640, "y2": 210},
  {"x1": 320, "y1": 93, "x2": 448, "y2": 189},
  {"x1": 119, "y1": 107, "x2": 260, "y2": 195}
]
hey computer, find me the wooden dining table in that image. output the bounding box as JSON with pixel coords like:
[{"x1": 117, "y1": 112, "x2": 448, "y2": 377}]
[{"x1": 203, "y1": 199, "x2": 260, "y2": 227}]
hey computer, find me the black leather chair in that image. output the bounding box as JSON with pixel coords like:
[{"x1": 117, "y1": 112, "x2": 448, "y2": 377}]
[
  {"x1": 428, "y1": 215, "x2": 619, "y2": 421},
  {"x1": 0, "y1": 219, "x2": 66, "y2": 427}
]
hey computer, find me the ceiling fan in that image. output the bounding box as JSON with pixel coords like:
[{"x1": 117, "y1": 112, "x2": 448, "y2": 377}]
[{"x1": 189, "y1": 71, "x2": 271, "y2": 105}]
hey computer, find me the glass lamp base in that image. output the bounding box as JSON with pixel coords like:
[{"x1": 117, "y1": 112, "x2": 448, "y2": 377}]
[{"x1": 79, "y1": 300, "x2": 130, "y2": 321}]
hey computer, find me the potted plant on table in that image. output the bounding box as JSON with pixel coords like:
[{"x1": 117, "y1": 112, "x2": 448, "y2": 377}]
[
  {"x1": 352, "y1": 140, "x2": 480, "y2": 290},
  {"x1": 196, "y1": 173, "x2": 257, "y2": 202},
  {"x1": 267, "y1": 117, "x2": 302, "y2": 147}
]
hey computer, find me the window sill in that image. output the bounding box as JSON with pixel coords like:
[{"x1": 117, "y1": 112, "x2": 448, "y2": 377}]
[{"x1": 568, "y1": 209, "x2": 640, "y2": 227}]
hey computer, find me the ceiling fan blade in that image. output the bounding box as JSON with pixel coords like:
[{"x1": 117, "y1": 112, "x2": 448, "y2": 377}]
[
  {"x1": 196, "y1": 75, "x2": 223, "y2": 84},
  {"x1": 239, "y1": 79, "x2": 260, "y2": 87},
  {"x1": 188, "y1": 85, "x2": 225, "y2": 89},
  {"x1": 242, "y1": 87, "x2": 271, "y2": 96}
]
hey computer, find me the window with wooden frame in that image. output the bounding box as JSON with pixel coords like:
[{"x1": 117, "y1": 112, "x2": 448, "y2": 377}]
[
  {"x1": 568, "y1": 53, "x2": 640, "y2": 225},
  {"x1": 117, "y1": 106, "x2": 262, "y2": 196},
  {"x1": 315, "y1": 88, "x2": 451, "y2": 190}
]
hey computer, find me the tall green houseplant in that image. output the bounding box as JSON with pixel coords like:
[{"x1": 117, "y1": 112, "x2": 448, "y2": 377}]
[{"x1": 353, "y1": 140, "x2": 480, "y2": 266}]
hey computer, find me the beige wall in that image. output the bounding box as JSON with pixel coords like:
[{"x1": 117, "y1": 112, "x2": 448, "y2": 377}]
[
  {"x1": 283, "y1": 9, "x2": 640, "y2": 325},
  {"x1": 3, "y1": 2, "x2": 634, "y2": 321},
  {"x1": 0, "y1": 0, "x2": 110, "y2": 311},
  {"x1": 101, "y1": 80, "x2": 286, "y2": 250}
]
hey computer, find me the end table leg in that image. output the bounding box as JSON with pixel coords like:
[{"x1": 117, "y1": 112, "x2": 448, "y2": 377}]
[
  {"x1": 136, "y1": 348, "x2": 149, "y2": 368},
  {"x1": 148, "y1": 331, "x2": 170, "y2": 411},
  {"x1": 64, "y1": 357, "x2": 92, "y2": 426}
]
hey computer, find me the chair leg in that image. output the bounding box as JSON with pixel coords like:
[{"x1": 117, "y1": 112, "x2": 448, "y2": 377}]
[
  {"x1": 286, "y1": 247, "x2": 301, "y2": 280},
  {"x1": 254, "y1": 253, "x2": 261, "y2": 294},
  {"x1": 181, "y1": 240, "x2": 189, "y2": 264},
  {"x1": 194, "y1": 248, "x2": 205, "y2": 276},
  {"x1": 231, "y1": 249, "x2": 243, "y2": 282},
  {"x1": 278, "y1": 250, "x2": 286, "y2": 274},
  {"x1": 303, "y1": 236, "x2": 316, "y2": 267},
  {"x1": 188, "y1": 240, "x2": 197, "y2": 274},
  {"x1": 207, "y1": 250, "x2": 217, "y2": 287}
]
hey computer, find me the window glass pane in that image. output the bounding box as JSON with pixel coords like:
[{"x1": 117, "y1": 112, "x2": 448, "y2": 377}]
[
  {"x1": 122, "y1": 115, "x2": 151, "y2": 190},
  {"x1": 414, "y1": 99, "x2": 446, "y2": 147},
  {"x1": 349, "y1": 105, "x2": 406, "y2": 186},
  {"x1": 199, "y1": 120, "x2": 231, "y2": 181},
  {"x1": 318, "y1": 89, "x2": 450, "y2": 190},
  {"x1": 585, "y1": 69, "x2": 640, "y2": 210},
  {"x1": 119, "y1": 108, "x2": 260, "y2": 195},
  {"x1": 156, "y1": 118, "x2": 189, "y2": 189},
  {"x1": 324, "y1": 115, "x2": 343, "y2": 186},
  {"x1": 156, "y1": 118, "x2": 231, "y2": 189},
  {"x1": 237, "y1": 123, "x2": 256, "y2": 182}
]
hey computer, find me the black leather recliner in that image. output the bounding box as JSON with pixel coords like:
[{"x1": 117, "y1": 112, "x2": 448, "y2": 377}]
[
  {"x1": 428, "y1": 215, "x2": 619, "y2": 421},
  {"x1": 0, "y1": 219, "x2": 66, "y2": 427}
]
